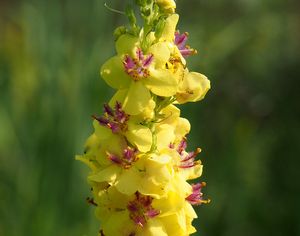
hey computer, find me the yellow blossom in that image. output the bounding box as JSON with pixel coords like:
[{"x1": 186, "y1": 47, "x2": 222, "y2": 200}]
[
  {"x1": 77, "y1": 1, "x2": 211, "y2": 235},
  {"x1": 92, "y1": 102, "x2": 153, "y2": 153},
  {"x1": 176, "y1": 69, "x2": 211, "y2": 104},
  {"x1": 89, "y1": 150, "x2": 175, "y2": 199},
  {"x1": 100, "y1": 34, "x2": 179, "y2": 115}
]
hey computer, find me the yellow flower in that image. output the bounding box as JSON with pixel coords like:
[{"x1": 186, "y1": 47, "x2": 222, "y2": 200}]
[
  {"x1": 150, "y1": 173, "x2": 199, "y2": 236},
  {"x1": 92, "y1": 102, "x2": 152, "y2": 152},
  {"x1": 89, "y1": 150, "x2": 175, "y2": 199},
  {"x1": 93, "y1": 187, "x2": 166, "y2": 236},
  {"x1": 94, "y1": 181, "x2": 195, "y2": 236},
  {"x1": 94, "y1": 187, "x2": 137, "y2": 236},
  {"x1": 154, "y1": 104, "x2": 191, "y2": 151},
  {"x1": 110, "y1": 89, "x2": 156, "y2": 118},
  {"x1": 157, "y1": 14, "x2": 212, "y2": 105},
  {"x1": 100, "y1": 34, "x2": 178, "y2": 115},
  {"x1": 167, "y1": 136, "x2": 204, "y2": 180},
  {"x1": 176, "y1": 69, "x2": 211, "y2": 104}
]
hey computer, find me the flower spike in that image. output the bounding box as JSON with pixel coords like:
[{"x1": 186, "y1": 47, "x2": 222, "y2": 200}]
[{"x1": 77, "y1": 1, "x2": 211, "y2": 235}]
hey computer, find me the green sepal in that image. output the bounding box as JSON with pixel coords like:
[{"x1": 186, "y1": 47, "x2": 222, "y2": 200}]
[
  {"x1": 154, "y1": 17, "x2": 166, "y2": 39},
  {"x1": 113, "y1": 26, "x2": 127, "y2": 41},
  {"x1": 125, "y1": 5, "x2": 137, "y2": 26}
]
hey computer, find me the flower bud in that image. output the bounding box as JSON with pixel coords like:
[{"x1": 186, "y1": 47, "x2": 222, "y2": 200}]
[{"x1": 156, "y1": 0, "x2": 176, "y2": 13}]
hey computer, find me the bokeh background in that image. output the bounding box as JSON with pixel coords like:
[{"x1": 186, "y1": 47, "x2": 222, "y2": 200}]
[{"x1": 1, "y1": 0, "x2": 299, "y2": 235}]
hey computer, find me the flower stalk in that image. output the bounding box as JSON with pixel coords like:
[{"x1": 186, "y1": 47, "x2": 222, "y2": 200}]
[{"x1": 77, "y1": 0, "x2": 211, "y2": 235}]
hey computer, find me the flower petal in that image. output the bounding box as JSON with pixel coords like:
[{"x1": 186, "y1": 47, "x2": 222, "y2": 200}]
[
  {"x1": 138, "y1": 177, "x2": 168, "y2": 198},
  {"x1": 185, "y1": 202, "x2": 198, "y2": 219},
  {"x1": 75, "y1": 155, "x2": 98, "y2": 171},
  {"x1": 156, "y1": 124, "x2": 175, "y2": 150},
  {"x1": 181, "y1": 163, "x2": 203, "y2": 180},
  {"x1": 176, "y1": 71, "x2": 211, "y2": 103},
  {"x1": 93, "y1": 120, "x2": 113, "y2": 140},
  {"x1": 148, "y1": 42, "x2": 171, "y2": 68},
  {"x1": 88, "y1": 165, "x2": 119, "y2": 184},
  {"x1": 101, "y1": 135, "x2": 127, "y2": 157},
  {"x1": 101, "y1": 211, "x2": 136, "y2": 236},
  {"x1": 152, "y1": 191, "x2": 183, "y2": 217},
  {"x1": 143, "y1": 218, "x2": 168, "y2": 236},
  {"x1": 174, "y1": 118, "x2": 191, "y2": 142},
  {"x1": 160, "y1": 14, "x2": 179, "y2": 42},
  {"x1": 126, "y1": 123, "x2": 152, "y2": 152},
  {"x1": 144, "y1": 69, "x2": 177, "y2": 97},
  {"x1": 100, "y1": 56, "x2": 131, "y2": 89},
  {"x1": 110, "y1": 88, "x2": 155, "y2": 118},
  {"x1": 145, "y1": 154, "x2": 173, "y2": 184},
  {"x1": 158, "y1": 212, "x2": 187, "y2": 235},
  {"x1": 115, "y1": 34, "x2": 139, "y2": 56},
  {"x1": 124, "y1": 82, "x2": 152, "y2": 115},
  {"x1": 115, "y1": 168, "x2": 141, "y2": 195}
]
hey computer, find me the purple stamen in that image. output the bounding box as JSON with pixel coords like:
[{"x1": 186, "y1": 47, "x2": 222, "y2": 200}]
[
  {"x1": 172, "y1": 138, "x2": 202, "y2": 170},
  {"x1": 123, "y1": 48, "x2": 153, "y2": 81},
  {"x1": 114, "y1": 102, "x2": 127, "y2": 123},
  {"x1": 181, "y1": 148, "x2": 201, "y2": 162},
  {"x1": 103, "y1": 103, "x2": 114, "y2": 116},
  {"x1": 107, "y1": 153, "x2": 123, "y2": 165},
  {"x1": 115, "y1": 101, "x2": 122, "y2": 110},
  {"x1": 127, "y1": 202, "x2": 139, "y2": 212},
  {"x1": 179, "y1": 48, "x2": 195, "y2": 57},
  {"x1": 175, "y1": 32, "x2": 188, "y2": 49},
  {"x1": 169, "y1": 143, "x2": 175, "y2": 149},
  {"x1": 146, "y1": 209, "x2": 160, "y2": 218},
  {"x1": 186, "y1": 182, "x2": 210, "y2": 205},
  {"x1": 92, "y1": 115, "x2": 109, "y2": 126},
  {"x1": 135, "y1": 216, "x2": 146, "y2": 227},
  {"x1": 137, "y1": 48, "x2": 144, "y2": 61},
  {"x1": 124, "y1": 56, "x2": 136, "y2": 70},
  {"x1": 179, "y1": 162, "x2": 197, "y2": 169},
  {"x1": 108, "y1": 122, "x2": 120, "y2": 133},
  {"x1": 106, "y1": 147, "x2": 138, "y2": 169},
  {"x1": 177, "y1": 138, "x2": 187, "y2": 155},
  {"x1": 142, "y1": 54, "x2": 154, "y2": 67},
  {"x1": 123, "y1": 147, "x2": 137, "y2": 161},
  {"x1": 127, "y1": 192, "x2": 160, "y2": 227},
  {"x1": 174, "y1": 31, "x2": 197, "y2": 57},
  {"x1": 93, "y1": 102, "x2": 129, "y2": 134}
]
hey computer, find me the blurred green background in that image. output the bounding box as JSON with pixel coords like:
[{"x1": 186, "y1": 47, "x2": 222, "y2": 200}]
[{"x1": 1, "y1": 0, "x2": 299, "y2": 235}]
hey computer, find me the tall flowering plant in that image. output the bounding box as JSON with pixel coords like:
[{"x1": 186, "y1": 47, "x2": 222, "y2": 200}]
[{"x1": 77, "y1": 0, "x2": 211, "y2": 235}]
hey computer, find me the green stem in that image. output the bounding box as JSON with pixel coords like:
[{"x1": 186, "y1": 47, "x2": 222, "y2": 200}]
[
  {"x1": 150, "y1": 123, "x2": 157, "y2": 152},
  {"x1": 104, "y1": 2, "x2": 125, "y2": 15}
]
